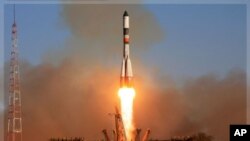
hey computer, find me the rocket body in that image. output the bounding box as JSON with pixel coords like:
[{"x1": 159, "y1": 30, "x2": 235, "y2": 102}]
[{"x1": 120, "y1": 11, "x2": 133, "y2": 87}]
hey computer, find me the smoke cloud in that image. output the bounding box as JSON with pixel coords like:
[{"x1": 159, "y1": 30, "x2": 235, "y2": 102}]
[
  {"x1": 134, "y1": 70, "x2": 246, "y2": 141},
  {"x1": 3, "y1": 4, "x2": 246, "y2": 141},
  {"x1": 43, "y1": 4, "x2": 164, "y2": 66}
]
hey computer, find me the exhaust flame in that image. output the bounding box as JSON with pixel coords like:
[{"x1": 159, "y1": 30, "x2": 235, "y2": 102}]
[{"x1": 118, "y1": 87, "x2": 135, "y2": 141}]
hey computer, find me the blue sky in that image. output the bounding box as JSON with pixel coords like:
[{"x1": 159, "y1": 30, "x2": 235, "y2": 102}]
[
  {"x1": 144, "y1": 4, "x2": 246, "y2": 80},
  {"x1": 4, "y1": 4, "x2": 246, "y2": 83},
  {"x1": 4, "y1": 4, "x2": 71, "y2": 65}
]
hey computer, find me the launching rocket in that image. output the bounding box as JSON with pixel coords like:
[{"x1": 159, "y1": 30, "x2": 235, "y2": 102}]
[{"x1": 120, "y1": 11, "x2": 133, "y2": 88}]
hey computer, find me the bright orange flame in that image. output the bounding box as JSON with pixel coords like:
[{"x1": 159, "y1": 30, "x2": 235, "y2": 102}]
[{"x1": 118, "y1": 87, "x2": 135, "y2": 141}]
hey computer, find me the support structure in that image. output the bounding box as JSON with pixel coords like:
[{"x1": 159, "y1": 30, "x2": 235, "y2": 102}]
[
  {"x1": 115, "y1": 106, "x2": 127, "y2": 141},
  {"x1": 7, "y1": 5, "x2": 23, "y2": 141}
]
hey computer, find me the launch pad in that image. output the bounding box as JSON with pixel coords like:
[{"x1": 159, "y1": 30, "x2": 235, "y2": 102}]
[{"x1": 49, "y1": 106, "x2": 151, "y2": 141}]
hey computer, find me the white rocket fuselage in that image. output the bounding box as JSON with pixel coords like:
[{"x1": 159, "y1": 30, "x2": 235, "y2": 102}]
[{"x1": 120, "y1": 11, "x2": 133, "y2": 87}]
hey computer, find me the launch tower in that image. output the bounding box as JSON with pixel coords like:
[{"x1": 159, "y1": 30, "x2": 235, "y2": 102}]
[{"x1": 7, "y1": 5, "x2": 23, "y2": 141}]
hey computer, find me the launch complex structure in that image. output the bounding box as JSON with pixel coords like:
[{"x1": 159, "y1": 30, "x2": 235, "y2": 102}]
[
  {"x1": 6, "y1": 5, "x2": 23, "y2": 141},
  {"x1": 50, "y1": 106, "x2": 151, "y2": 141}
]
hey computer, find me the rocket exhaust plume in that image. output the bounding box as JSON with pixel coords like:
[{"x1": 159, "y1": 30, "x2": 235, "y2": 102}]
[
  {"x1": 118, "y1": 88, "x2": 135, "y2": 141},
  {"x1": 118, "y1": 11, "x2": 135, "y2": 141}
]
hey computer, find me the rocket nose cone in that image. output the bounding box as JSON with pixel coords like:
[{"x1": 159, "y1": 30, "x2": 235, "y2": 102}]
[{"x1": 123, "y1": 11, "x2": 129, "y2": 16}]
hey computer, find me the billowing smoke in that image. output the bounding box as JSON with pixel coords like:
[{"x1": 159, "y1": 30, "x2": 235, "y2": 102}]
[
  {"x1": 43, "y1": 4, "x2": 164, "y2": 66},
  {"x1": 3, "y1": 4, "x2": 246, "y2": 141},
  {"x1": 134, "y1": 69, "x2": 246, "y2": 141}
]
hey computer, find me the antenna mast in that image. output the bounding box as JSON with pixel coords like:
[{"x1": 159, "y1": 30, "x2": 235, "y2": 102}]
[{"x1": 7, "y1": 4, "x2": 23, "y2": 141}]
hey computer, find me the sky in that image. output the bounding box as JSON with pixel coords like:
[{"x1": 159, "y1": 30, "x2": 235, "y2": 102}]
[
  {"x1": 4, "y1": 4, "x2": 71, "y2": 65},
  {"x1": 3, "y1": 4, "x2": 246, "y2": 84},
  {"x1": 144, "y1": 4, "x2": 246, "y2": 82}
]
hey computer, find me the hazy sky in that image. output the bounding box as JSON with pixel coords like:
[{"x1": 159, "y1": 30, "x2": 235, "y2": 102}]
[{"x1": 4, "y1": 4, "x2": 246, "y2": 84}]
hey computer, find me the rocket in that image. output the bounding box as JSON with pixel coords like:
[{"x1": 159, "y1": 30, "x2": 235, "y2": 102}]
[{"x1": 120, "y1": 11, "x2": 133, "y2": 87}]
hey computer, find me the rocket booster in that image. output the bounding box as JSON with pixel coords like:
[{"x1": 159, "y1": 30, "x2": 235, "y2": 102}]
[{"x1": 120, "y1": 11, "x2": 133, "y2": 87}]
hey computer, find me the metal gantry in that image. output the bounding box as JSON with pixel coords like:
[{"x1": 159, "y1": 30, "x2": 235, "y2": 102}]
[{"x1": 7, "y1": 5, "x2": 23, "y2": 141}]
